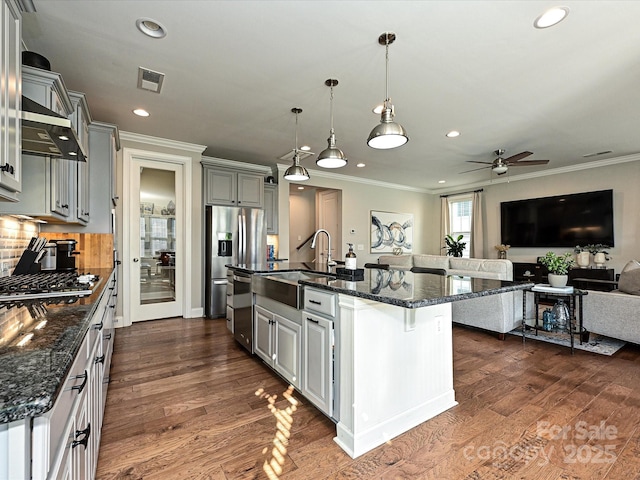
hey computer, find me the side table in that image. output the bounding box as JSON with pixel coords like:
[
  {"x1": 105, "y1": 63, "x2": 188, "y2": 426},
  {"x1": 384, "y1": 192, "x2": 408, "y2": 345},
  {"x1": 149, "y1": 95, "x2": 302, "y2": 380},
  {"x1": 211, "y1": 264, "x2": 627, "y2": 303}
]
[{"x1": 521, "y1": 287, "x2": 588, "y2": 354}]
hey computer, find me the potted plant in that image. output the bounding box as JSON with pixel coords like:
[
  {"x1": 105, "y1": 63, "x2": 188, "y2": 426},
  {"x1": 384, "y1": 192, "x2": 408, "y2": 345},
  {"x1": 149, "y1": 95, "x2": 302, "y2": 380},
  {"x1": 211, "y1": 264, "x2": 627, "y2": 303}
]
[
  {"x1": 573, "y1": 245, "x2": 590, "y2": 268},
  {"x1": 585, "y1": 244, "x2": 611, "y2": 268},
  {"x1": 443, "y1": 234, "x2": 466, "y2": 257},
  {"x1": 539, "y1": 252, "x2": 575, "y2": 287}
]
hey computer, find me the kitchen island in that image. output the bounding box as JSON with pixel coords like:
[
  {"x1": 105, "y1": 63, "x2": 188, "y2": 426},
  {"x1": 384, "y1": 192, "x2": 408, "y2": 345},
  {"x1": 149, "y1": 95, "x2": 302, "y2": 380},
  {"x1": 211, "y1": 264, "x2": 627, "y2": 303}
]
[{"x1": 228, "y1": 262, "x2": 530, "y2": 458}]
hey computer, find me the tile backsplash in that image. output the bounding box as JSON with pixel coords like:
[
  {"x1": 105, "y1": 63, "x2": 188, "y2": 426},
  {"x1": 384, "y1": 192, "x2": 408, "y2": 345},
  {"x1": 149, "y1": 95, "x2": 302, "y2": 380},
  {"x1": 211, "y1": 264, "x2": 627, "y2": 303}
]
[
  {"x1": 0, "y1": 215, "x2": 40, "y2": 347},
  {"x1": 0, "y1": 215, "x2": 39, "y2": 277}
]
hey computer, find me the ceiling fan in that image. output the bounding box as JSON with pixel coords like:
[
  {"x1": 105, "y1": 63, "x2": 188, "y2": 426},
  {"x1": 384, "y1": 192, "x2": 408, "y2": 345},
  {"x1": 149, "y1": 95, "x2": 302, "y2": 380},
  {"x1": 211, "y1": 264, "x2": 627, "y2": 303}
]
[{"x1": 461, "y1": 149, "x2": 550, "y2": 175}]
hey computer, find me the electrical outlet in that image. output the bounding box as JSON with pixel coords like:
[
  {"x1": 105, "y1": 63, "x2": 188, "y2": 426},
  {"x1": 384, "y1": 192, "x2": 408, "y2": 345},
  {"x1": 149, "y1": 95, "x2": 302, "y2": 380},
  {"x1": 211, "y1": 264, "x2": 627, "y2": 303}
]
[{"x1": 1, "y1": 263, "x2": 8, "y2": 273}]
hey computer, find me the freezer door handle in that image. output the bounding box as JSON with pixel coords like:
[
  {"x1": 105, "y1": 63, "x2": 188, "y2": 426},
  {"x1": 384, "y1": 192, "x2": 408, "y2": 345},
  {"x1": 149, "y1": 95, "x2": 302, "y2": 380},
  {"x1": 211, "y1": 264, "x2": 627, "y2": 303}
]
[{"x1": 212, "y1": 280, "x2": 227, "y2": 285}]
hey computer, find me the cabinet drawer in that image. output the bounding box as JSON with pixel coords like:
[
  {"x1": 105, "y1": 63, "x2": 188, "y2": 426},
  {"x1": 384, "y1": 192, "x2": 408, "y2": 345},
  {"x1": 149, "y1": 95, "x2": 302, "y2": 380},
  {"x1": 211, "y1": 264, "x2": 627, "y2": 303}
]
[{"x1": 303, "y1": 289, "x2": 336, "y2": 318}]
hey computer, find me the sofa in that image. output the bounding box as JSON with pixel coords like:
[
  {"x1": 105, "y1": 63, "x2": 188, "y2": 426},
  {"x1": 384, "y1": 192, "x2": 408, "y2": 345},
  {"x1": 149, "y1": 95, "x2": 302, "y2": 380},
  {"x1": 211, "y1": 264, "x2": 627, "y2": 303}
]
[
  {"x1": 581, "y1": 260, "x2": 640, "y2": 345},
  {"x1": 377, "y1": 254, "x2": 533, "y2": 337}
]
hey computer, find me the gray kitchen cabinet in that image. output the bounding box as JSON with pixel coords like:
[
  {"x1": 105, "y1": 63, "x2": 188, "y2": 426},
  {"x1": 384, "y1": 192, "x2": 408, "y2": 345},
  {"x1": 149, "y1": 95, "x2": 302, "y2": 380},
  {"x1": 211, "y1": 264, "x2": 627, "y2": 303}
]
[
  {"x1": 203, "y1": 165, "x2": 264, "y2": 207},
  {"x1": 2, "y1": 65, "x2": 79, "y2": 221},
  {"x1": 0, "y1": 0, "x2": 22, "y2": 199},
  {"x1": 254, "y1": 302, "x2": 302, "y2": 389},
  {"x1": 42, "y1": 121, "x2": 119, "y2": 234},
  {"x1": 68, "y1": 91, "x2": 92, "y2": 224},
  {"x1": 264, "y1": 183, "x2": 278, "y2": 234},
  {"x1": 302, "y1": 287, "x2": 336, "y2": 417}
]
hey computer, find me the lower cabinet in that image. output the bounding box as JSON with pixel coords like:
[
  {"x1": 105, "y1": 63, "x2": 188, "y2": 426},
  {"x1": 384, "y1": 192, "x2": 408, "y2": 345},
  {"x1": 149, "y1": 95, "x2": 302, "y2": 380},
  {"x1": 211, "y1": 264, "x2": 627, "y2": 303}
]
[
  {"x1": 254, "y1": 300, "x2": 301, "y2": 389},
  {"x1": 302, "y1": 311, "x2": 334, "y2": 417},
  {"x1": 31, "y1": 270, "x2": 117, "y2": 480}
]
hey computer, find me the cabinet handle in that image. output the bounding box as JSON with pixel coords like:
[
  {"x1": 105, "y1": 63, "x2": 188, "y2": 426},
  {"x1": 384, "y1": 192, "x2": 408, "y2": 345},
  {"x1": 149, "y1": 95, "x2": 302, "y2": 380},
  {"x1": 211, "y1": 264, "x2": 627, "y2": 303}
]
[
  {"x1": 105, "y1": 333, "x2": 112, "y2": 340},
  {"x1": 94, "y1": 320, "x2": 104, "y2": 330},
  {"x1": 61, "y1": 204, "x2": 69, "y2": 209},
  {"x1": 95, "y1": 354, "x2": 105, "y2": 364},
  {"x1": 109, "y1": 304, "x2": 116, "y2": 309},
  {"x1": 306, "y1": 317, "x2": 319, "y2": 324},
  {"x1": 309, "y1": 299, "x2": 322, "y2": 305},
  {"x1": 72, "y1": 423, "x2": 91, "y2": 449},
  {"x1": 71, "y1": 370, "x2": 88, "y2": 394},
  {"x1": 0, "y1": 163, "x2": 14, "y2": 174}
]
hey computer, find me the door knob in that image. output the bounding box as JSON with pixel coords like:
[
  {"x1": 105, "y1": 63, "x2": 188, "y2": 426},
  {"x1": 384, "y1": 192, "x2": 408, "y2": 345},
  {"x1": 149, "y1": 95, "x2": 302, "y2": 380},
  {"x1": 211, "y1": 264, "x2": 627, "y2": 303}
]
[{"x1": 133, "y1": 258, "x2": 139, "y2": 262}]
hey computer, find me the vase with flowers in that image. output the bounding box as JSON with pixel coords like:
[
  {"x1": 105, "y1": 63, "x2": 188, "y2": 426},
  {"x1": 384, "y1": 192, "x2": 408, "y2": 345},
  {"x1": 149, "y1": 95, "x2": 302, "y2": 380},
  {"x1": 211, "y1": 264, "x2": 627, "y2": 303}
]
[{"x1": 495, "y1": 244, "x2": 510, "y2": 259}]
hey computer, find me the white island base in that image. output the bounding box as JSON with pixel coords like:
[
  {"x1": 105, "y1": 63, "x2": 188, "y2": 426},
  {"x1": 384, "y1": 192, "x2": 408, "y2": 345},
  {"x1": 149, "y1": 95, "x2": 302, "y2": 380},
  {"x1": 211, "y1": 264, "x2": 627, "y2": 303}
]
[{"x1": 334, "y1": 295, "x2": 457, "y2": 458}]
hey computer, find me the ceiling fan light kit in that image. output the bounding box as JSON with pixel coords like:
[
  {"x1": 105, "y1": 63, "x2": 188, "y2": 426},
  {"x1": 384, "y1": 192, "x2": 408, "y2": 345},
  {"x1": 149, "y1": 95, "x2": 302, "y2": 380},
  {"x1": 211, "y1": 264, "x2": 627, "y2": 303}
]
[
  {"x1": 461, "y1": 149, "x2": 550, "y2": 176},
  {"x1": 284, "y1": 108, "x2": 310, "y2": 181},
  {"x1": 367, "y1": 32, "x2": 409, "y2": 150},
  {"x1": 317, "y1": 79, "x2": 348, "y2": 169}
]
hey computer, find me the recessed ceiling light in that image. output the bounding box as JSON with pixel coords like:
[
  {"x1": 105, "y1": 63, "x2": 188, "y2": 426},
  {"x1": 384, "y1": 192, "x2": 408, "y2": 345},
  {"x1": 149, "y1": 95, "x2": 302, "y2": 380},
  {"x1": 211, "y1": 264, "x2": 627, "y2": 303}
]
[
  {"x1": 534, "y1": 6, "x2": 569, "y2": 29},
  {"x1": 136, "y1": 18, "x2": 167, "y2": 38},
  {"x1": 356, "y1": 162, "x2": 366, "y2": 168},
  {"x1": 300, "y1": 145, "x2": 311, "y2": 151},
  {"x1": 445, "y1": 130, "x2": 460, "y2": 138},
  {"x1": 438, "y1": 180, "x2": 446, "y2": 184},
  {"x1": 133, "y1": 108, "x2": 150, "y2": 117},
  {"x1": 297, "y1": 186, "x2": 304, "y2": 190},
  {"x1": 58, "y1": 135, "x2": 69, "y2": 141}
]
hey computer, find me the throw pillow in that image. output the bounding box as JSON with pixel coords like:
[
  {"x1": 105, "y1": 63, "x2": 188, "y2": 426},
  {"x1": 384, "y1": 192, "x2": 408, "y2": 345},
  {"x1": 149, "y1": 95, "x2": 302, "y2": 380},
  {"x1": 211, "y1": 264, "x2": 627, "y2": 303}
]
[{"x1": 618, "y1": 260, "x2": 640, "y2": 295}]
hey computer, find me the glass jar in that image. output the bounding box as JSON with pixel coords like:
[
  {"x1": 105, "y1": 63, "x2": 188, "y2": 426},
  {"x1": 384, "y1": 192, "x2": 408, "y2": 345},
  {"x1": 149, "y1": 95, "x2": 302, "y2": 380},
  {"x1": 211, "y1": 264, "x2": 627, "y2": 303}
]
[{"x1": 552, "y1": 299, "x2": 570, "y2": 332}]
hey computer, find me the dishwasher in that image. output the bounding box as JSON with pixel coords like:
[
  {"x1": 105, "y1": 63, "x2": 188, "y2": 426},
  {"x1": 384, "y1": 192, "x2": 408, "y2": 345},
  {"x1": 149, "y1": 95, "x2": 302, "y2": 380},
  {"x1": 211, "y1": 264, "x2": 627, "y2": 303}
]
[{"x1": 232, "y1": 272, "x2": 253, "y2": 352}]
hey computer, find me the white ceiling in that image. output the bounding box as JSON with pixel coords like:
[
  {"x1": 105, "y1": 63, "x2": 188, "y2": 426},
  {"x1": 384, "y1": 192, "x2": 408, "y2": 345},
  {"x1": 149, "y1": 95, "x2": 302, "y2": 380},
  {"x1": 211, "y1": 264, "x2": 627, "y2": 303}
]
[{"x1": 20, "y1": 1, "x2": 640, "y2": 191}]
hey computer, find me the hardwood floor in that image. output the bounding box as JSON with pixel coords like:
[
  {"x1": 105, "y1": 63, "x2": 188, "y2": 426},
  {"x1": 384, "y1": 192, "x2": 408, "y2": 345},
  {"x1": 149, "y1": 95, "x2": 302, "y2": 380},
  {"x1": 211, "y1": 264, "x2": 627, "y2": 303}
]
[{"x1": 96, "y1": 318, "x2": 640, "y2": 479}]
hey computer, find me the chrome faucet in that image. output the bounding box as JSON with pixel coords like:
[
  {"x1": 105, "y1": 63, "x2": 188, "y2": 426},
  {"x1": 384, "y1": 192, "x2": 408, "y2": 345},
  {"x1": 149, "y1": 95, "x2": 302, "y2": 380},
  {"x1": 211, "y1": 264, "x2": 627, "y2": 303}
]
[{"x1": 311, "y1": 229, "x2": 336, "y2": 266}]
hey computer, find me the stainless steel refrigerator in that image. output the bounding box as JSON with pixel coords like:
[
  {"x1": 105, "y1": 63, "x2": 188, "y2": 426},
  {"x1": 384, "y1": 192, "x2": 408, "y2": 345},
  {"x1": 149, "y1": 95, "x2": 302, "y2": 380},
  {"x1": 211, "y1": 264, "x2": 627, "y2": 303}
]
[{"x1": 205, "y1": 205, "x2": 265, "y2": 319}]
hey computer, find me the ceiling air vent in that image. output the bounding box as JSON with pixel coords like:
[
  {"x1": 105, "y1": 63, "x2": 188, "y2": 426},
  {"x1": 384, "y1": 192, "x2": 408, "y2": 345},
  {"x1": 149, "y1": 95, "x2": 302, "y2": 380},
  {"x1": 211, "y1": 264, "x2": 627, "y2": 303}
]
[
  {"x1": 137, "y1": 67, "x2": 165, "y2": 93},
  {"x1": 278, "y1": 149, "x2": 314, "y2": 162}
]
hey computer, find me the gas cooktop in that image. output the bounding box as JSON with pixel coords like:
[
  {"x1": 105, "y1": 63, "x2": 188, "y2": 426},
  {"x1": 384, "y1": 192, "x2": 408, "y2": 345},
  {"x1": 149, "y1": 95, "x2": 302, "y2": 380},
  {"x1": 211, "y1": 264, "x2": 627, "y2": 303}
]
[{"x1": 0, "y1": 271, "x2": 98, "y2": 304}]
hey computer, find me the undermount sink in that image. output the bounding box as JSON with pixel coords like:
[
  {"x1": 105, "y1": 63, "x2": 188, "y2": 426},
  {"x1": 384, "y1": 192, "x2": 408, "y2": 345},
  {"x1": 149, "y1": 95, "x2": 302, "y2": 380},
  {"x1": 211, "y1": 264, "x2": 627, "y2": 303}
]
[{"x1": 251, "y1": 271, "x2": 335, "y2": 309}]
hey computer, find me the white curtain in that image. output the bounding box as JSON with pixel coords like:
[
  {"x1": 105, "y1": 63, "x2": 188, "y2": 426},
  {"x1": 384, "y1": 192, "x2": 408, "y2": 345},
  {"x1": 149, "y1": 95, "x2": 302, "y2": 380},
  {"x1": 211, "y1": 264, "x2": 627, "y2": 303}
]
[
  {"x1": 470, "y1": 190, "x2": 484, "y2": 258},
  {"x1": 440, "y1": 196, "x2": 450, "y2": 254}
]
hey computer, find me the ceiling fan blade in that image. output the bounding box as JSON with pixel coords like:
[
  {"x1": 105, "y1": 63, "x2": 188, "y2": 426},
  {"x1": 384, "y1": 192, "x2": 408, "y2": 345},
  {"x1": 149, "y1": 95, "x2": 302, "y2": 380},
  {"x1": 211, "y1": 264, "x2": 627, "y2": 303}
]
[
  {"x1": 509, "y1": 159, "x2": 549, "y2": 166},
  {"x1": 465, "y1": 160, "x2": 494, "y2": 165},
  {"x1": 459, "y1": 165, "x2": 490, "y2": 174},
  {"x1": 504, "y1": 151, "x2": 533, "y2": 163}
]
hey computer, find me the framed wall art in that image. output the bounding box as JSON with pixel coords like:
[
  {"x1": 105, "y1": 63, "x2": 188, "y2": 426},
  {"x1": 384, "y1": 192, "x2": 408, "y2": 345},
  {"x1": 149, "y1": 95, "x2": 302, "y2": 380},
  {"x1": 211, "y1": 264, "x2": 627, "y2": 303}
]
[{"x1": 370, "y1": 210, "x2": 413, "y2": 254}]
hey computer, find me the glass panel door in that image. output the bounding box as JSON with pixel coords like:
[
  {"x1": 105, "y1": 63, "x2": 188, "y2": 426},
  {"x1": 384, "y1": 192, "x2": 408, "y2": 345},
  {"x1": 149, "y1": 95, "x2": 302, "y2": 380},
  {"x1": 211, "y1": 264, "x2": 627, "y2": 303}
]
[{"x1": 139, "y1": 168, "x2": 176, "y2": 305}]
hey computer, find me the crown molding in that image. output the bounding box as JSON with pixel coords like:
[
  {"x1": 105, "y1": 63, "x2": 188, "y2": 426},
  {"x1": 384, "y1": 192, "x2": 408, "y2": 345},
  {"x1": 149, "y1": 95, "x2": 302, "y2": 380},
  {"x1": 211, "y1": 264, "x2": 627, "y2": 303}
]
[
  {"x1": 203, "y1": 156, "x2": 272, "y2": 175},
  {"x1": 119, "y1": 131, "x2": 206, "y2": 154},
  {"x1": 431, "y1": 152, "x2": 640, "y2": 195},
  {"x1": 276, "y1": 163, "x2": 430, "y2": 193}
]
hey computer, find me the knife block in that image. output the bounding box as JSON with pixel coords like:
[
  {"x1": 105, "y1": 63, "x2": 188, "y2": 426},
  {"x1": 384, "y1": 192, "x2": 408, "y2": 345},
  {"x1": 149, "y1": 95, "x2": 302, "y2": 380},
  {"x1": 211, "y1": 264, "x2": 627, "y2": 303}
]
[{"x1": 13, "y1": 250, "x2": 41, "y2": 275}]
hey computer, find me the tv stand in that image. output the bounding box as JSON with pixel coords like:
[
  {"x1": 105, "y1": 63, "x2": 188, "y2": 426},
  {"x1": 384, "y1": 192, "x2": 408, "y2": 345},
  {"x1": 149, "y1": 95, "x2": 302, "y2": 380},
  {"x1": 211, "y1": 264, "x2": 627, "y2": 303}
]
[{"x1": 512, "y1": 262, "x2": 615, "y2": 292}]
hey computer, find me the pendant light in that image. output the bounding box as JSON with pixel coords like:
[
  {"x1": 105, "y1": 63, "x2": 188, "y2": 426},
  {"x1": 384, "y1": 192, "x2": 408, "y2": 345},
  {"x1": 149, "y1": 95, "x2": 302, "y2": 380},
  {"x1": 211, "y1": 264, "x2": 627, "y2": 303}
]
[
  {"x1": 284, "y1": 108, "x2": 310, "y2": 181},
  {"x1": 367, "y1": 32, "x2": 409, "y2": 149},
  {"x1": 316, "y1": 79, "x2": 347, "y2": 168}
]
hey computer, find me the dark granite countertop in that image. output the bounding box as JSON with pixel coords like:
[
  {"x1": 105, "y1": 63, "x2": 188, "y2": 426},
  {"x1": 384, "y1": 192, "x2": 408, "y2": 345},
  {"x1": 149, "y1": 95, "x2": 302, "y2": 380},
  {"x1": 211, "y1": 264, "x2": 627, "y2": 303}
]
[
  {"x1": 0, "y1": 268, "x2": 114, "y2": 423},
  {"x1": 228, "y1": 262, "x2": 532, "y2": 309}
]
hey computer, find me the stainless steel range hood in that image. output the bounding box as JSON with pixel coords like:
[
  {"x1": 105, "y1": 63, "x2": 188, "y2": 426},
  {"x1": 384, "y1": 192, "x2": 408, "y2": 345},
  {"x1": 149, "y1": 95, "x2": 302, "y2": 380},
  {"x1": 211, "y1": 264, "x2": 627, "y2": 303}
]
[{"x1": 21, "y1": 96, "x2": 87, "y2": 162}]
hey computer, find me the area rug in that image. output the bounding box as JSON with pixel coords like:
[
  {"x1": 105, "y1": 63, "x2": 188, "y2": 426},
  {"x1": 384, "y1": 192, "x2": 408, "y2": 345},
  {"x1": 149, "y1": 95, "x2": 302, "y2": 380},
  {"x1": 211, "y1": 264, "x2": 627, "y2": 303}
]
[{"x1": 508, "y1": 328, "x2": 626, "y2": 356}]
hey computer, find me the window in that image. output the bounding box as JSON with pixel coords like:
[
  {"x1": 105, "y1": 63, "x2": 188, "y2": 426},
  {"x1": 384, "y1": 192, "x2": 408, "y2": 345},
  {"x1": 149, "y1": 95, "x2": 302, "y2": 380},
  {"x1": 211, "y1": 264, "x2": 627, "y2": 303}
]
[{"x1": 448, "y1": 195, "x2": 472, "y2": 258}]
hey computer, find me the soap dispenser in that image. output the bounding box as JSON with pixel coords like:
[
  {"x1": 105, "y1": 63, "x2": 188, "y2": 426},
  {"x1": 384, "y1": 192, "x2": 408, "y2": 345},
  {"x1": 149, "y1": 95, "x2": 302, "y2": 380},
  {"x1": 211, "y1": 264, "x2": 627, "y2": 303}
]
[{"x1": 345, "y1": 243, "x2": 357, "y2": 270}]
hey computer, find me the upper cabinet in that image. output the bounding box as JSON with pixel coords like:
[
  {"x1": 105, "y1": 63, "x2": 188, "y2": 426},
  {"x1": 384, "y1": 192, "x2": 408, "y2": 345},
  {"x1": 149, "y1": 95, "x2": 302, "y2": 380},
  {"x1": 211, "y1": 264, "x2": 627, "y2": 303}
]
[
  {"x1": 3, "y1": 66, "x2": 99, "y2": 224},
  {"x1": 264, "y1": 183, "x2": 278, "y2": 234},
  {"x1": 0, "y1": 0, "x2": 22, "y2": 199},
  {"x1": 202, "y1": 158, "x2": 269, "y2": 208},
  {"x1": 68, "y1": 91, "x2": 92, "y2": 224}
]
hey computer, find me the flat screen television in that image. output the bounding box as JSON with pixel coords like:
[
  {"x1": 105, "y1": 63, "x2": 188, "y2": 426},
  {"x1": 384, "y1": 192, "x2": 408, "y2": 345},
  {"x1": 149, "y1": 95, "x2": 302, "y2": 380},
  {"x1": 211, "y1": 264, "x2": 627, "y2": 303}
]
[{"x1": 500, "y1": 189, "x2": 614, "y2": 248}]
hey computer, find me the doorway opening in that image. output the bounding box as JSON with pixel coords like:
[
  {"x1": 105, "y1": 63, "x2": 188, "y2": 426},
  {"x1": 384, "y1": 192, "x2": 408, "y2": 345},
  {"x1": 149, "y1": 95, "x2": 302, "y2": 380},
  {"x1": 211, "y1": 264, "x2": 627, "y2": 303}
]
[{"x1": 288, "y1": 185, "x2": 342, "y2": 263}]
